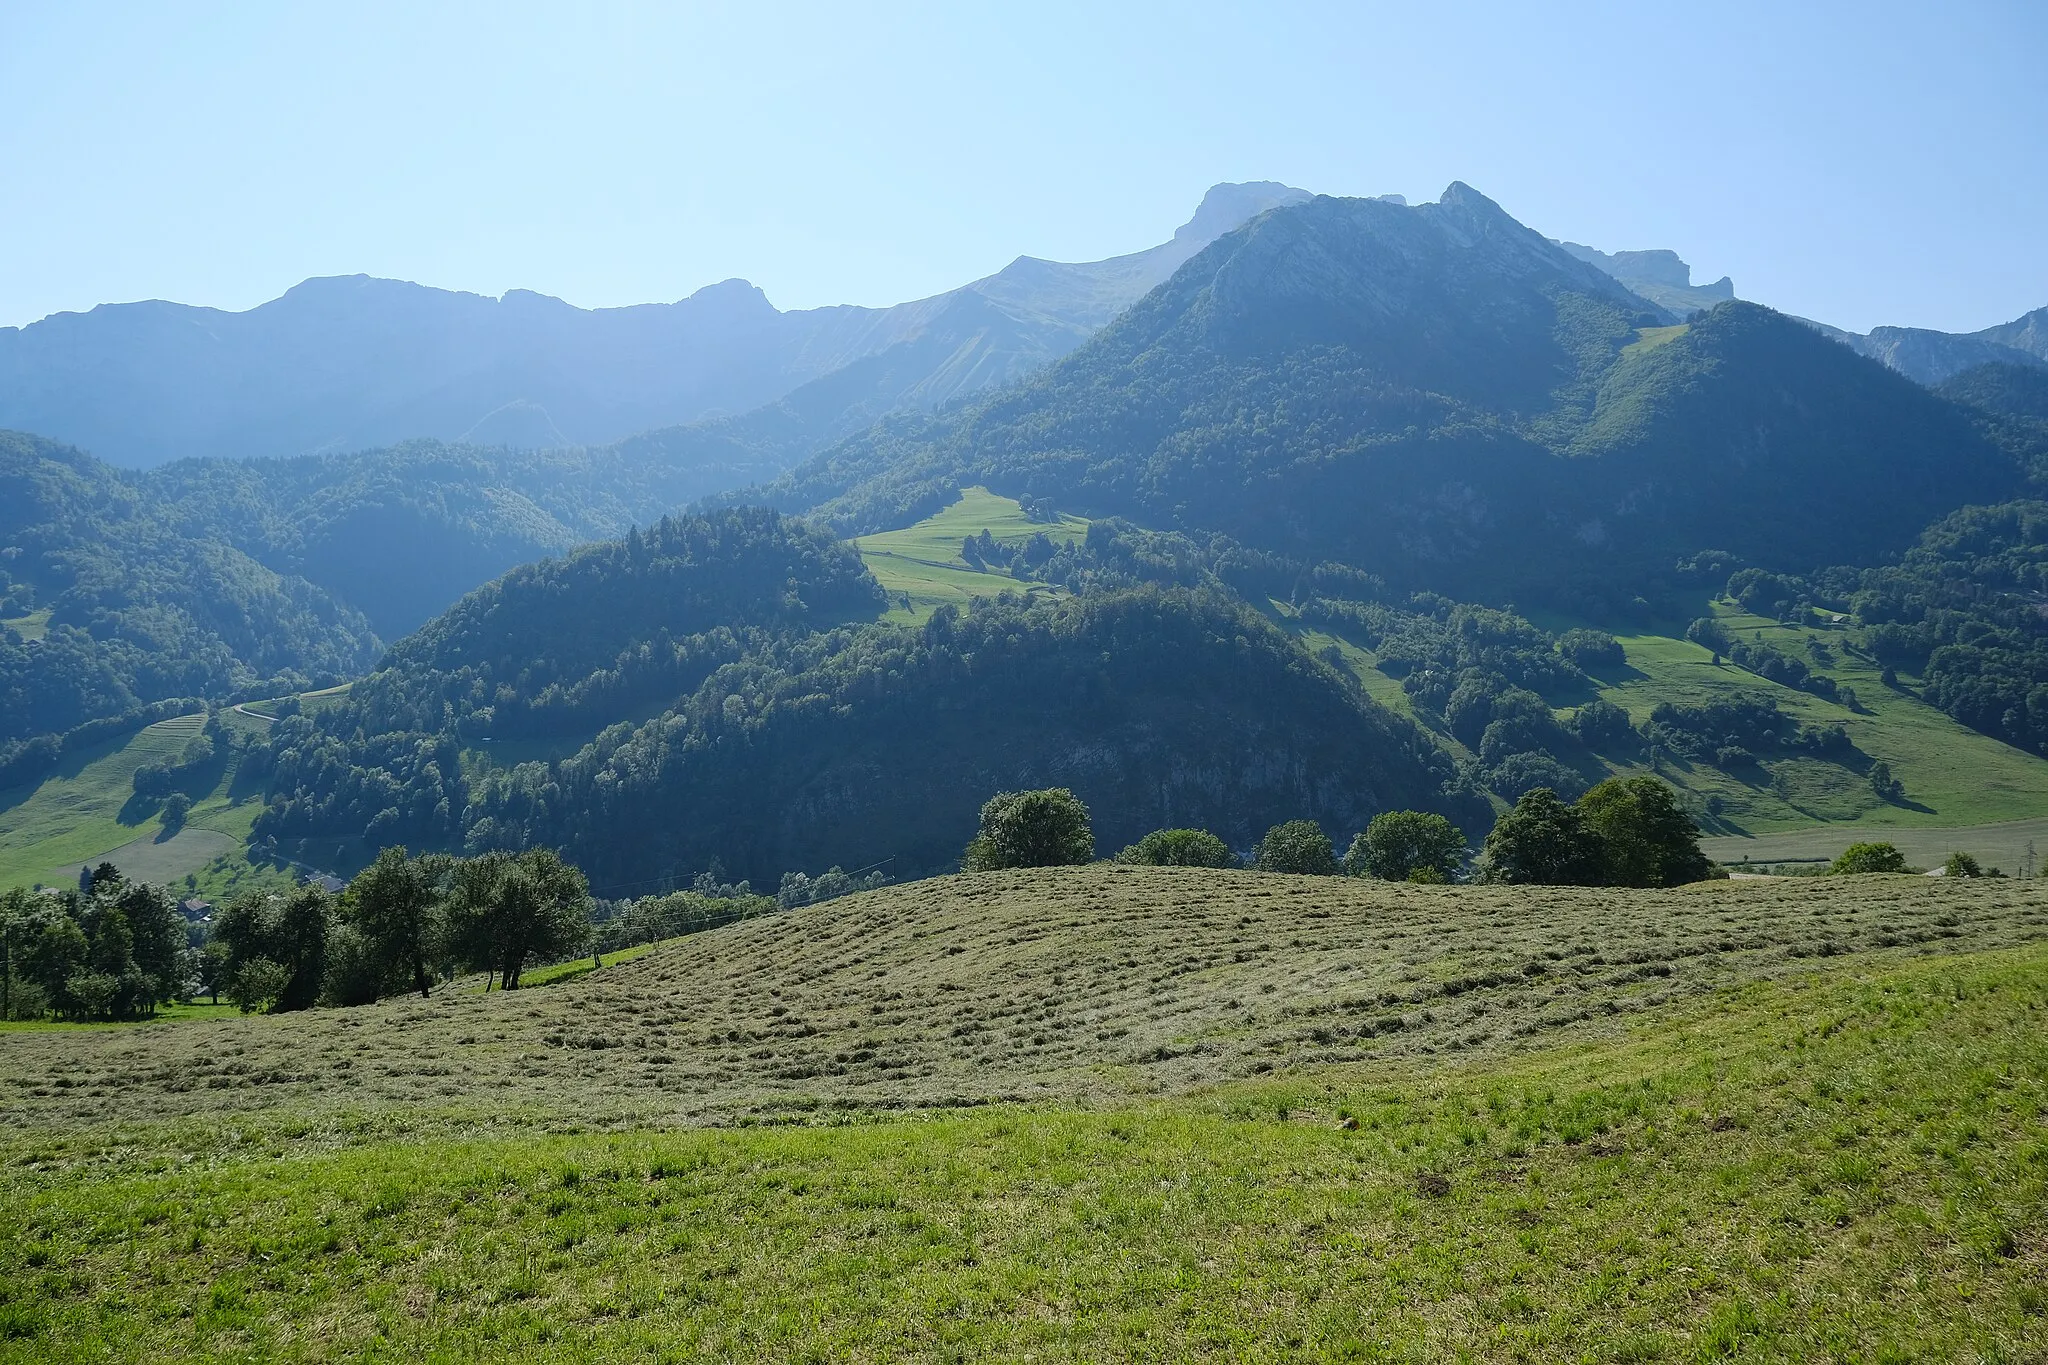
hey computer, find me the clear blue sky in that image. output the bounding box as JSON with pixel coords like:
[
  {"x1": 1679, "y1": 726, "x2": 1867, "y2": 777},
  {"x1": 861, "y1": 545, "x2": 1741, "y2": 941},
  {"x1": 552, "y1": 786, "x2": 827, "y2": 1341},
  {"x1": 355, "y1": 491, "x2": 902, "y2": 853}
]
[{"x1": 3, "y1": 1, "x2": 2044, "y2": 335}]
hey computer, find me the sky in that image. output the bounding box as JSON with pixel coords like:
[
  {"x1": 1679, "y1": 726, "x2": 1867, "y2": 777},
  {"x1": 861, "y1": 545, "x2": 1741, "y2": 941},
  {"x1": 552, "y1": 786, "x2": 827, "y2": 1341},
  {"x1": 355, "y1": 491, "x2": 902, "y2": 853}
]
[{"x1": 3, "y1": 1, "x2": 2044, "y2": 335}]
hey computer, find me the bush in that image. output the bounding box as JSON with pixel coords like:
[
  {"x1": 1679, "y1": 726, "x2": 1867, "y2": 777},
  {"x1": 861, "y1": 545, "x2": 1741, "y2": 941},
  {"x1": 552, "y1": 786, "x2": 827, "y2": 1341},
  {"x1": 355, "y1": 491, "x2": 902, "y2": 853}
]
[
  {"x1": 1943, "y1": 851, "x2": 1984, "y2": 879},
  {"x1": 1116, "y1": 828, "x2": 1234, "y2": 868},
  {"x1": 1255, "y1": 821, "x2": 1337, "y2": 875},
  {"x1": 320, "y1": 924, "x2": 387, "y2": 1007},
  {"x1": 1344, "y1": 811, "x2": 1465, "y2": 881},
  {"x1": 962, "y1": 789, "x2": 1095, "y2": 870},
  {"x1": 1830, "y1": 842, "x2": 1907, "y2": 875},
  {"x1": 1568, "y1": 699, "x2": 1634, "y2": 750},
  {"x1": 159, "y1": 792, "x2": 191, "y2": 835},
  {"x1": 1486, "y1": 751, "x2": 1586, "y2": 803},
  {"x1": 228, "y1": 957, "x2": 289, "y2": 1013}
]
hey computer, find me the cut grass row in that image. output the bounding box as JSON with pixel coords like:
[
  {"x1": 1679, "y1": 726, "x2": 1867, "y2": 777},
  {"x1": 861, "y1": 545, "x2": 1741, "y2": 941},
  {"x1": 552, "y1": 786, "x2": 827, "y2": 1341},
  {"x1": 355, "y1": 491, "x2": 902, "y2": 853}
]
[{"x1": 1, "y1": 938, "x2": 2041, "y2": 1360}]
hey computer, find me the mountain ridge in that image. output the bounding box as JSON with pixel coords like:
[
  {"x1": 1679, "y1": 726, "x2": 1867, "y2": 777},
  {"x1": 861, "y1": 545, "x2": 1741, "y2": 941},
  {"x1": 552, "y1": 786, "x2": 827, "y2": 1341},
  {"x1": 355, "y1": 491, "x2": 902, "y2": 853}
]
[{"x1": 0, "y1": 183, "x2": 1312, "y2": 469}]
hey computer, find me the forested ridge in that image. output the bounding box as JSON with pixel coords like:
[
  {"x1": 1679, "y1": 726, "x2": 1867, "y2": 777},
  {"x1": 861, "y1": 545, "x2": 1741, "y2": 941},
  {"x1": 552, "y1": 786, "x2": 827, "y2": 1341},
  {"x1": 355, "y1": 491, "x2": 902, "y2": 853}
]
[
  {"x1": 249, "y1": 507, "x2": 1483, "y2": 885},
  {"x1": 0, "y1": 431, "x2": 378, "y2": 751}
]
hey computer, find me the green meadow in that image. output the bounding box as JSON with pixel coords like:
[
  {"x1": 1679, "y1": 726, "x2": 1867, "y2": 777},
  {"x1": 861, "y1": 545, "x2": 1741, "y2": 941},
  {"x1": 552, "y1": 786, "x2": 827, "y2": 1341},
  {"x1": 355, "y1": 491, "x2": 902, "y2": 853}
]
[
  {"x1": 853, "y1": 486, "x2": 1088, "y2": 622},
  {"x1": 0, "y1": 710, "x2": 296, "y2": 900},
  {"x1": 1, "y1": 867, "x2": 2044, "y2": 1361}
]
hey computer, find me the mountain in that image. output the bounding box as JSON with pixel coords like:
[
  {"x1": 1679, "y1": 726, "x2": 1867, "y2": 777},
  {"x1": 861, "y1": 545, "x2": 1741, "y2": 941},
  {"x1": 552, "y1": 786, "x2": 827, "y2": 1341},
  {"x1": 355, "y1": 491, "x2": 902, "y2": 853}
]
[
  {"x1": 1556, "y1": 242, "x2": 1736, "y2": 315},
  {"x1": 1804, "y1": 304, "x2": 2048, "y2": 386},
  {"x1": 759, "y1": 185, "x2": 2016, "y2": 607},
  {"x1": 252, "y1": 508, "x2": 1479, "y2": 884},
  {"x1": 0, "y1": 183, "x2": 1311, "y2": 470},
  {"x1": 0, "y1": 431, "x2": 379, "y2": 746}
]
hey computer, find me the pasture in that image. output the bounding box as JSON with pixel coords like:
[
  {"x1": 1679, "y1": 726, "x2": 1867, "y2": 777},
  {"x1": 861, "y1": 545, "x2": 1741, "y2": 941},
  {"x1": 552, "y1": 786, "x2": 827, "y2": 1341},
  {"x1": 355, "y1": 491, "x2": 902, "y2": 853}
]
[{"x1": 0, "y1": 868, "x2": 2043, "y2": 1360}]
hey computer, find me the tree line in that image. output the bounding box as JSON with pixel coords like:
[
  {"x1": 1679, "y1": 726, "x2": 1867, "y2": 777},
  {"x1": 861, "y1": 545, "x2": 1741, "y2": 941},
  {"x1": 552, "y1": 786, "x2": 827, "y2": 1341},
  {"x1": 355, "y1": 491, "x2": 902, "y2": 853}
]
[{"x1": 953, "y1": 774, "x2": 1721, "y2": 889}]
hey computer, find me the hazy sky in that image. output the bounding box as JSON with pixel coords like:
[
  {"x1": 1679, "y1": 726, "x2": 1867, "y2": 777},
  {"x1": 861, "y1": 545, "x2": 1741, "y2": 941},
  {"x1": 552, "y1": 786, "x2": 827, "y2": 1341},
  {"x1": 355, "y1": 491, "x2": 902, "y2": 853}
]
[{"x1": 4, "y1": 1, "x2": 2044, "y2": 334}]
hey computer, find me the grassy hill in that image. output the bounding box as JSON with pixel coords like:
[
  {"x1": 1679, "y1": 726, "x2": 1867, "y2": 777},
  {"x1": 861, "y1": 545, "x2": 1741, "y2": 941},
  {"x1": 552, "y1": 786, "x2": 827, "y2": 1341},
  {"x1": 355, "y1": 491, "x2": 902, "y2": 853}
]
[
  {"x1": 852, "y1": 485, "x2": 1087, "y2": 622},
  {"x1": 0, "y1": 708, "x2": 305, "y2": 900},
  {"x1": 1, "y1": 868, "x2": 2044, "y2": 1359}
]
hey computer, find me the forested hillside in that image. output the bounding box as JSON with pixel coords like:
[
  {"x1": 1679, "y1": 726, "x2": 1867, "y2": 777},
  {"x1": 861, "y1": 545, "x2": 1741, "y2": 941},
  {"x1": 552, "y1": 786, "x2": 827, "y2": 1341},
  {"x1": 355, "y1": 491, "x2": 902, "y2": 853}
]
[
  {"x1": 0, "y1": 431, "x2": 378, "y2": 749},
  {"x1": 245, "y1": 507, "x2": 1479, "y2": 885},
  {"x1": 761, "y1": 189, "x2": 2025, "y2": 610}
]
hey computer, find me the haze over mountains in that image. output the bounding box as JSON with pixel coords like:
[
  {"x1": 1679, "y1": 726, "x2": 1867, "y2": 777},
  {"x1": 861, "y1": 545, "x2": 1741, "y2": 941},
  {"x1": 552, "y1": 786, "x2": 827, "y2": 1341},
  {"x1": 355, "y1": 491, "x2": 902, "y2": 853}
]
[
  {"x1": 8, "y1": 178, "x2": 2048, "y2": 891},
  {"x1": 0, "y1": 182, "x2": 1311, "y2": 470}
]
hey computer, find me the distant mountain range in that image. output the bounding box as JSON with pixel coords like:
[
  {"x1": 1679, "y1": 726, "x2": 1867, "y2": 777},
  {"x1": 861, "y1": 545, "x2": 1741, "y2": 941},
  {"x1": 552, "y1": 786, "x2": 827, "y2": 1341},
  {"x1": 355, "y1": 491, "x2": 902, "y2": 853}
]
[
  {"x1": 757, "y1": 183, "x2": 2020, "y2": 605},
  {"x1": 0, "y1": 182, "x2": 1309, "y2": 470},
  {"x1": 1802, "y1": 307, "x2": 2048, "y2": 385},
  {"x1": 1555, "y1": 242, "x2": 1736, "y2": 315}
]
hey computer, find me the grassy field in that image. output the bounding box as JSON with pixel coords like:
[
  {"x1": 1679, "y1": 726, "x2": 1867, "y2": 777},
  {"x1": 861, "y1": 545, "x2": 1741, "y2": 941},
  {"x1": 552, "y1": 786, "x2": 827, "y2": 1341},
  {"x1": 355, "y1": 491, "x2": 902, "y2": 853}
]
[
  {"x1": 1591, "y1": 605, "x2": 2048, "y2": 834},
  {"x1": 0, "y1": 608, "x2": 51, "y2": 642},
  {"x1": 6, "y1": 865, "x2": 2045, "y2": 1130},
  {"x1": 0, "y1": 710, "x2": 306, "y2": 900},
  {"x1": 1706, "y1": 814, "x2": 2048, "y2": 874},
  {"x1": 853, "y1": 486, "x2": 1088, "y2": 623},
  {"x1": 0, "y1": 714, "x2": 210, "y2": 889},
  {"x1": 1621, "y1": 321, "x2": 1690, "y2": 357},
  {"x1": 1306, "y1": 590, "x2": 2048, "y2": 839},
  {"x1": 0, "y1": 869, "x2": 2043, "y2": 1359}
]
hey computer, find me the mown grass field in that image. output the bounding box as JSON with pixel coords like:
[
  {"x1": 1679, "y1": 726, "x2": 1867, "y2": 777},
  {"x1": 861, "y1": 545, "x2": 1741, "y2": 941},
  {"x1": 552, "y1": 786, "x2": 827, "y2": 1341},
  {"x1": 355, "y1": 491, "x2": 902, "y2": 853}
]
[
  {"x1": 852, "y1": 486, "x2": 1087, "y2": 623},
  {"x1": 1595, "y1": 604, "x2": 2048, "y2": 834},
  {"x1": 1706, "y1": 814, "x2": 2048, "y2": 874},
  {"x1": 0, "y1": 869, "x2": 2043, "y2": 1360},
  {"x1": 0, "y1": 608, "x2": 51, "y2": 642}
]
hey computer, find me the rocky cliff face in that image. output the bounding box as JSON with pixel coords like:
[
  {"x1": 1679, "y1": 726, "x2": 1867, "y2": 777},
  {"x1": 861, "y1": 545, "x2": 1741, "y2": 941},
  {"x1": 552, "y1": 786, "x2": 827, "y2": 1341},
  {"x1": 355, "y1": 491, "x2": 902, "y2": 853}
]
[{"x1": 1556, "y1": 241, "x2": 1736, "y2": 315}]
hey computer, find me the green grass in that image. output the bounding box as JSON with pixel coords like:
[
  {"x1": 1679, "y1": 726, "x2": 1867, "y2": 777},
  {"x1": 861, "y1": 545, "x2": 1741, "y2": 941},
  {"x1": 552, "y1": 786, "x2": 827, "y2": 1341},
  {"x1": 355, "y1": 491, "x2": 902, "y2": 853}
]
[
  {"x1": 0, "y1": 714, "x2": 206, "y2": 888},
  {"x1": 853, "y1": 486, "x2": 1088, "y2": 623},
  {"x1": 0, "y1": 711, "x2": 307, "y2": 901},
  {"x1": 1620, "y1": 322, "x2": 1690, "y2": 357},
  {"x1": 1705, "y1": 814, "x2": 2048, "y2": 874},
  {"x1": 499, "y1": 934, "x2": 706, "y2": 990},
  {"x1": 0, "y1": 925, "x2": 2042, "y2": 1360},
  {"x1": 1307, "y1": 590, "x2": 2048, "y2": 838},
  {"x1": 0, "y1": 608, "x2": 50, "y2": 642},
  {"x1": 1592, "y1": 605, "x2": 2048, "y2": 833},
  {"x1": 0, "y1": 1001, "x2": 242, "y2": 1033}
]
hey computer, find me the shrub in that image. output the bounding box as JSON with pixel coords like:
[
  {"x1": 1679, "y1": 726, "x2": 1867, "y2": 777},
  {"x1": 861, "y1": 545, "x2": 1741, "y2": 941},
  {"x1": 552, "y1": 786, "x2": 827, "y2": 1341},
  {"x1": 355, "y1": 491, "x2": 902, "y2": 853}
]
[
  {"x1": 1486, "y1": 751, "x2": 1586, "y2": 803},
  {"x1": 1830, "y1": 842, "x2": 1907, "y2": 875},
  {"x1": 320, "y1": 924, "x2": 387, "y2": 1007},
  {"x1": 159, "y1": 792, "x2": 191, "y2": 835},
  {"x1": 1345, "y1": 811, "x2": 1465, "y2": 881},
  {"x1": 1943, "y1": 851, "x2": 1984, "y2": 879},
  {"x1": 228, "y1": 957, "x2": 289, "y2": 1013},
  {"x1": 962, "y1": 789, "x2": 1095, "y2": 870},
  {"x1": 1255, "y1": 821, "x2": 1337, "y2": 875},
  {"x1": 1568, "y1": 699, "x2": 1634, "y2": 750},
  {"x1": 1117, "y1": 829, "x2": 1234, "y2": 868}
]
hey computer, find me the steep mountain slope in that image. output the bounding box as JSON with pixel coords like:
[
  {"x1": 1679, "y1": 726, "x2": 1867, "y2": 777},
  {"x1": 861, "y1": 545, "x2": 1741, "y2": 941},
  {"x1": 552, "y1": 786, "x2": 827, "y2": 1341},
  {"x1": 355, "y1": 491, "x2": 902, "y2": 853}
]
[
  {"x1": 0, "y1": 184, "x2": 1308, "y2": 469},
  {"x1": 768, "y1": 187, "x2": 2017, "y2": 603},
  {"x1": 0, "y1": 432, "x2": 379, "y2": 745}
]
